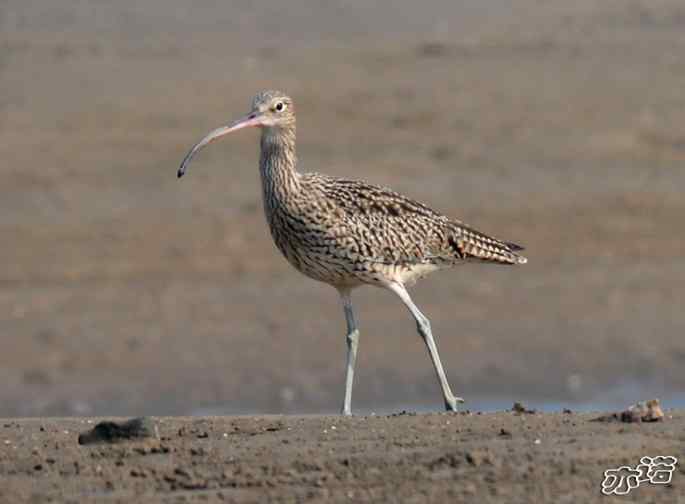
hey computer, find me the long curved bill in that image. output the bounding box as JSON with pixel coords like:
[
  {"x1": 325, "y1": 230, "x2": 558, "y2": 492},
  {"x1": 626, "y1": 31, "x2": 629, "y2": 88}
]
[{"x1": 177, "y1": 112, "x2": 263, "y2": 178}]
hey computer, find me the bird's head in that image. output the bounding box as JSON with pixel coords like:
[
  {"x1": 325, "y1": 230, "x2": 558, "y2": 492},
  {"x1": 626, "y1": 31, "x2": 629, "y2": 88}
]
[
  {"x1": 177, "y1": 90, "x2": 294, "y2": 178},
  {"x1": 249, "y1": 90, "x2": 295, "y2": 128}
]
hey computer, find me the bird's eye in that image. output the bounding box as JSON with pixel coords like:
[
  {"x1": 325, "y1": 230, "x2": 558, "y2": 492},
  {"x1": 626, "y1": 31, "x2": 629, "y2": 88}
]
[{"x1": 274, "y1": 102, "x2": 285, "y2": 112}]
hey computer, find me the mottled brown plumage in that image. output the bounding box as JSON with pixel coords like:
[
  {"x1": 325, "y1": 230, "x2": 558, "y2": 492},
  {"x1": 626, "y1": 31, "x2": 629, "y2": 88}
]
[{"x1": 178, "y1": 90, "x2": 527, "y2": 415}]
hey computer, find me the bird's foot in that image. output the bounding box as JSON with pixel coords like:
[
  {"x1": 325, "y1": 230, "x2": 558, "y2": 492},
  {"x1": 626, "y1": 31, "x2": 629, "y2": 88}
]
[{"x1": 445, "y1": 396, "x2": 466, "y2": 412}]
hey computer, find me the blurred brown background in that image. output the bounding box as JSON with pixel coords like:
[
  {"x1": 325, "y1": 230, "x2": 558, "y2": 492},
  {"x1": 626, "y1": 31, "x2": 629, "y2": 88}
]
[{"x1": 1, "y1": 0, "x2": 684, "y2": 416}]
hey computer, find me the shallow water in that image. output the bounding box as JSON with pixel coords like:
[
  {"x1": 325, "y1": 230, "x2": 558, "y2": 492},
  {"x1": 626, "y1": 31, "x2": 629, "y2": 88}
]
[{"x1": 192, "y1": 382, "x2": 685, "y2": 417}]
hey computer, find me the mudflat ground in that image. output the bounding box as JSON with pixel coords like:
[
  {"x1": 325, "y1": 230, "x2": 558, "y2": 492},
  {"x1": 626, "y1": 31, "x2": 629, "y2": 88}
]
[
  {"x1": 2, "y1": 0, "x2": 685, "y2": 419},
  {"x1": 1, "y1": 412, "x2": 683, "y2": 503},
  {"x1": 2, "y1": 1, "x2": 685, "y2": 501}
]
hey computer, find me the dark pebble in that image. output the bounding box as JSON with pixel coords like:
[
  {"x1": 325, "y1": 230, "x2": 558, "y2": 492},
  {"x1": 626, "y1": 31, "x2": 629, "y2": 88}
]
[{"x1": 78, "y1": 417, "x2": 158, "y2": 445}]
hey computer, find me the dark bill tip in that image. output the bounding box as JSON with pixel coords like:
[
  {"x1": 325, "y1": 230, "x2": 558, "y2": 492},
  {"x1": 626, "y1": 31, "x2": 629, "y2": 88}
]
[{"x1": 176, "y1": 113, "x2": 262, "y2": 181}]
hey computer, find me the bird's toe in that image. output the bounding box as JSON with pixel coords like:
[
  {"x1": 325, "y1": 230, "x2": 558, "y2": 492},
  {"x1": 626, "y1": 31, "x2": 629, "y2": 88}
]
[{"x1": 445, "y1": 396, "x2": 466, "y2": 412}]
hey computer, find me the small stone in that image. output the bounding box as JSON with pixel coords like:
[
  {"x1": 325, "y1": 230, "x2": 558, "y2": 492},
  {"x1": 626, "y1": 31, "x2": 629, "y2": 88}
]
[
  {"x1": 512, "y1": 402, "x2": 536, "y2": 414},
  {"x1": 130, "y1": 468, "x2": 147, "y2": 478},
  {"x1": 78, "y1": 417, "x2": 158, "y2": 445},
  {"x1": 642, "y1": 399, "x2": 664, "y2": 422},
  {"x1": 592, "y1": 398, "x2": 665, "y2": 423},
  {"x1": 465, "y1": 451, "x2": 482, "y2": 466}
]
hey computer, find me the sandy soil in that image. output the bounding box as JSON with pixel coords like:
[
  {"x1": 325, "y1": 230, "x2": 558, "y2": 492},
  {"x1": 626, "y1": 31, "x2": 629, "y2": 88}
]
[{"x1": 0, "y1": 411, "x2": 683, "y2": 503}]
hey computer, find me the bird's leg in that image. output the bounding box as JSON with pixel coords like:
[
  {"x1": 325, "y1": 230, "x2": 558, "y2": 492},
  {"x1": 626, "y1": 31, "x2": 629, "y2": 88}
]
[
  {"x1": 339, "y1": 288, "x2": 360, "y2": 416},
  {"x1": 388, "y1": 283, "x2": 464, "y2": 412}
]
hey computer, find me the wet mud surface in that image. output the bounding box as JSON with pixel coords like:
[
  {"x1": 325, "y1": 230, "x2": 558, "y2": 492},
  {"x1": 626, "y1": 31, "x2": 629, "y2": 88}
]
[{"x1": 1, "y1": 411, "x2": 683, "y2": 503}]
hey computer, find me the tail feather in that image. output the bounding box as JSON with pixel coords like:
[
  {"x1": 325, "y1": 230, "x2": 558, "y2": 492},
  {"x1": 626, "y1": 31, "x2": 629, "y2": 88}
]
[
  {"x1": 451, "y1": 227, "x2": 527, "y2": 265},
  {"x1": 505, "y1": 241, "x2": 525, "y2": 252}
]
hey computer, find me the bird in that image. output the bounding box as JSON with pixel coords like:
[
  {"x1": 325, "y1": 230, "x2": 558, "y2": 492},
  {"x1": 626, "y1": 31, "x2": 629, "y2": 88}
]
[{"x1": 178, "y1": 90, "x2": 527, "y2": 416}]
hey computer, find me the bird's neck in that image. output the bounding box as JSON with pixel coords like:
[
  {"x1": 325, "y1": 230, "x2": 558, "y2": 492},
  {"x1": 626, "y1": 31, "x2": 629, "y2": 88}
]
[{"x1": 259, "y1": 126, "x2": 301, "y2": 203}]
